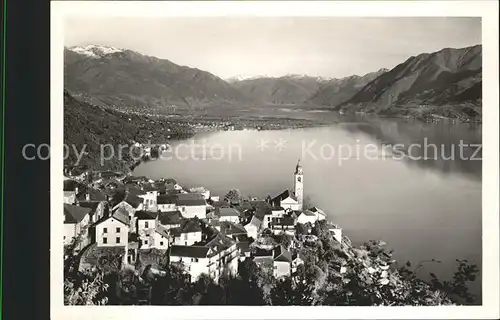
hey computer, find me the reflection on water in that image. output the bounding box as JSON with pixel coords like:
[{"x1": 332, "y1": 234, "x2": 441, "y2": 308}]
[{"x1": 134, "y1": 113, "x2": 482, "y2": 303}]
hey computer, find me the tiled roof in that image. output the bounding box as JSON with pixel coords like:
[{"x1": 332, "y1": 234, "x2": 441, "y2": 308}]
[
  {"x1": 77, "y1": 201, "x2": 100, "y2": 212},
  {"x1": 213, "y1": 200, "x2": 230, "y2": 208},
  {"x1": 254, "y1": 247, "x2": 273, "y2": 258},
  {"x1": 169, "y1": 245, "x2": 209, "y2": 258},
  {"x1": 110, "y1": 208, "x2": 130, "y2": 225},
  {"x1": 157, "y1": 194, "x2": 177, "y2": 205},
  {"x1": 220, "y1": 221, "x2": 247, "y2": 236},
  {"x1": 171, "y1": 219, "x2": 202, "y2": 236},
  {"x1": 124, "y1": 193, "x2": 143, "y2": 208},
  {"x1": 135, "y1": 210, "x2": 158, "y2": 220},
  {"x1": 158, "y1": 211, "x2": 182, "y2": 225},
  {"x1": 217, "y1": 207, "x2": 241, "y2": 217},
  {"x1": 273, "y1": 245, "x2": 292, "y2": 262},
  {"x1": 155, "y1": 225, "x2": 169, "y2": 238},
  {"x1": 204, "y1": 233, "x2": 235, "y2": 255},
  {"x1": 301, "y1": 210, "x2": 317, "y2": 217},
  {"x1": 63, "y1": 179, "x2": 83, "y2": 192},
  {"x1": 309, "y1": 206, "x2": 326, "y2": 216},
  {"x1": 125, "y1": 184, "x2": 146, "y2": 196},
  {"x1": 76, "y1": 188, "x2": 107, "y2": 202},
  {"x1": 176, "y1": 193, "x2": 206, "y2": 206},
  {"x1": 236, "y1": 241, "x2": 250, "y2": 253},
  {"x1": 64, "y1": 204, "x2": 91, "y2": 224}
]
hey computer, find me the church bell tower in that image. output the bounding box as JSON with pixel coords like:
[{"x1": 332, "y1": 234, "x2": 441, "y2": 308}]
[{"x1": 294, "y1": 159, "x2": 304, "y2": 210}]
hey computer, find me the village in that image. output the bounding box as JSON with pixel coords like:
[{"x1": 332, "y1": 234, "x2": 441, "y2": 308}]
[{"x1": 63, "y1": 160, "x2": 344, "y2": 286}]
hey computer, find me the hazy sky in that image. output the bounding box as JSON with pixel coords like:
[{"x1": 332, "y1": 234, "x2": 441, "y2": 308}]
[{"x1": 64, "y1": 17, "x2": 481, "y2": 79}]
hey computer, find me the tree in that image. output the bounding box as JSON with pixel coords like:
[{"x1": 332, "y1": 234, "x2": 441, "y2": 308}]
[
  {"x1": 64, "y1": 269, "x2": 111, "y2": 305},
  {"x1": 224, "y1": 189, "x2": 242, "y2": 204}
]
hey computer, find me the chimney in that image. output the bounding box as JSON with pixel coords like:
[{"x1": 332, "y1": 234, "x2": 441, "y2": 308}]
[
  {"x1": 86, "y1": 192, "x2": 90, "y2": 201},
  {"x1": 75, "y1": 187, "x2": 79, "y2": 195}
]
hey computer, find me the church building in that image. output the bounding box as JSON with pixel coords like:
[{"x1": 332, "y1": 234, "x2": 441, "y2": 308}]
[{"x1": 270, "y1": 160, "x2": 304, "y2": 211}]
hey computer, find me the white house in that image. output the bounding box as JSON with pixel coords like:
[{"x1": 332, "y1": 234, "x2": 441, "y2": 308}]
[
  {"x1": 169, "y1": 246, "x2": 211, "y2": 282},
  {"x1": 244, "y1": 215, "x2": 262, "y2": 239},
  {"x1": 169, "y1": 233, "x2": 239, "y2": 283},
  {"x1": 296, "y1": 210, "x2": 318, "y2": 225},
  {"x1": 140, "y1": 225, "x2": 170, "y2": 250},
  {"x1": 176, "y1": 193, "x2": 207, "y2": 219},
  {"x1": 273, "y1": 245, "x2": 292, "y2": 278},
  {"x1": 135, "y1": 210, "x2": 159, "y2": 234},
  {"x1": 216, "y1": 207, "x2": 241, "y2": 224},
  {"x1": 157, "y1": 194, "x2": 177, "y2": 212},
  {"x1": 63, "y1": 204, "x2": 92, "y2": 250},
  {"x1": 308, "y1": 207, "x2": 327, "y2": 221},
  {"x1": 204, "y1": 234, "x2": 239, "y2": 280},
  {"x1": 271, "y1": 216, "x2": 296, "y2": 236},
  {"x1": 138, "y1": 186, "x2": 159, "y2": 211},
  {"x1": 94, "y1": 209, "x2": 129, "y2": 247},
  {"x1": 171, "y1": 219, "x2": 203, "y2": 246}
]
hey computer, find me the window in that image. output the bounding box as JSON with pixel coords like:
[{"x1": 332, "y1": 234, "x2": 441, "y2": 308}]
[
  {"x1": 116, "y1": 227, "x2": 120, "y2": 233},
  {"x1": 145, "y1": 221, "x2": 149, "y2": 228},
  {"x1": 160, "y1": 241, "x2": 164, "y2": 246},
  {"x1": 184, "y1": 234, "x2": 188, "y2": 240},
  {"x1": 184, "y1": 241, "x2": 187, "y2": 246},
  {"x1": 103, "y1": 227, "x2": 107, "y2": 234},
  {"x1": 116, "y1": 237, "x2": 120, "y2": 244},
  {"x1": 103, "y1": 237, "x2": 107, "y2": 244},
  {"x1": 144, "y1": 240, "x2": 148, "y2": 245},
  {"x1": 63, "y1": 236, "x2": 66, "y2": 240}
]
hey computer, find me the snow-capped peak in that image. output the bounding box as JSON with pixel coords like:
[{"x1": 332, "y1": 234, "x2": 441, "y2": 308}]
[
  {"x1": 225, "y1": 74, "x2": 266, "y2": 82},
  {"x1": 68, "y1": 44, "x2": 123, "y2": 58}
]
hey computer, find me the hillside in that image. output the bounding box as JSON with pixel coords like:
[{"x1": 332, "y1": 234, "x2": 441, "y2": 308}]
[
  {"x1": 63, "y1": 90, "x2": 194, "y2": 172},
  {"x1": 230, "y1": 75, "x2": 331, "y2": 105},
  {"x1": 64, "y1": 45, "x2": 251, "y2": 111},
  {"x1": 306, "y1": 69, "x2": 388, "y2": 107},
  {"x1": 336, "y1": 45, "x2": 482, "y2": 120}
]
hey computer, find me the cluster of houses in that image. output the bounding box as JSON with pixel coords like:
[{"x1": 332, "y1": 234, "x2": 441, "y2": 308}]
[{"x1": 63, "y1": 161, "x2": 343, "y2": 283}]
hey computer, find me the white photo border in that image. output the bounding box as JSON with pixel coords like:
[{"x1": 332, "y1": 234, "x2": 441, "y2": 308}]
[{"x1": 51, "y1": 1, "x2": 499, "y2": 319}]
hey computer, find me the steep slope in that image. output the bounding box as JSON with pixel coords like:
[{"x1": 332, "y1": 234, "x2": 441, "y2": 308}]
[
  {"x1": 306, "y1": 69, "x2": 388, "y2": 107},
  {"x1": 64, "y1": 90, "x2": 194, "y2": 172},
  {"x1": 64, "y1": 45, "x2": 251, "y2": 111},
  {"x1": 230, "y1": 75, "x2": 331, "y2": 105},
  {"x1": 337, "y1": 45, "x2": 482, "y2": 120}
]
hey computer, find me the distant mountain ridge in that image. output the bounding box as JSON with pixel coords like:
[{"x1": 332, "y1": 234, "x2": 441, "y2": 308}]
[
  {"x1": 65, "y1": 45, "x2": 250, "y2": 110},
  {"x1": 335, "y1": 45, "x2": 482, "y2": 119},
  {"x1": 229, "y1": 75, "x2": 332, "y2": 105},
  {"x1": 306, "y1": 68, "x2": 389, "y2": 107},
  {"x1": 64, "y1": 44, "x2": 482, "y2": 120}
]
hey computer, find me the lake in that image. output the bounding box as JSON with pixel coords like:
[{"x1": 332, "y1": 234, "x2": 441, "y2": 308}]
[{"x1": 134, "y1": 111, "x2": 482, "y2": 303}]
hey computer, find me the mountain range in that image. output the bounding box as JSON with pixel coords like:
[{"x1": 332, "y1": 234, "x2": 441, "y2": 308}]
[
  {"x1": 64, "y1": 44, "x2": 482, "y2": 120},
  {"x1": 64, "y1": 45, "x2": 249, "y2": 111}
]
